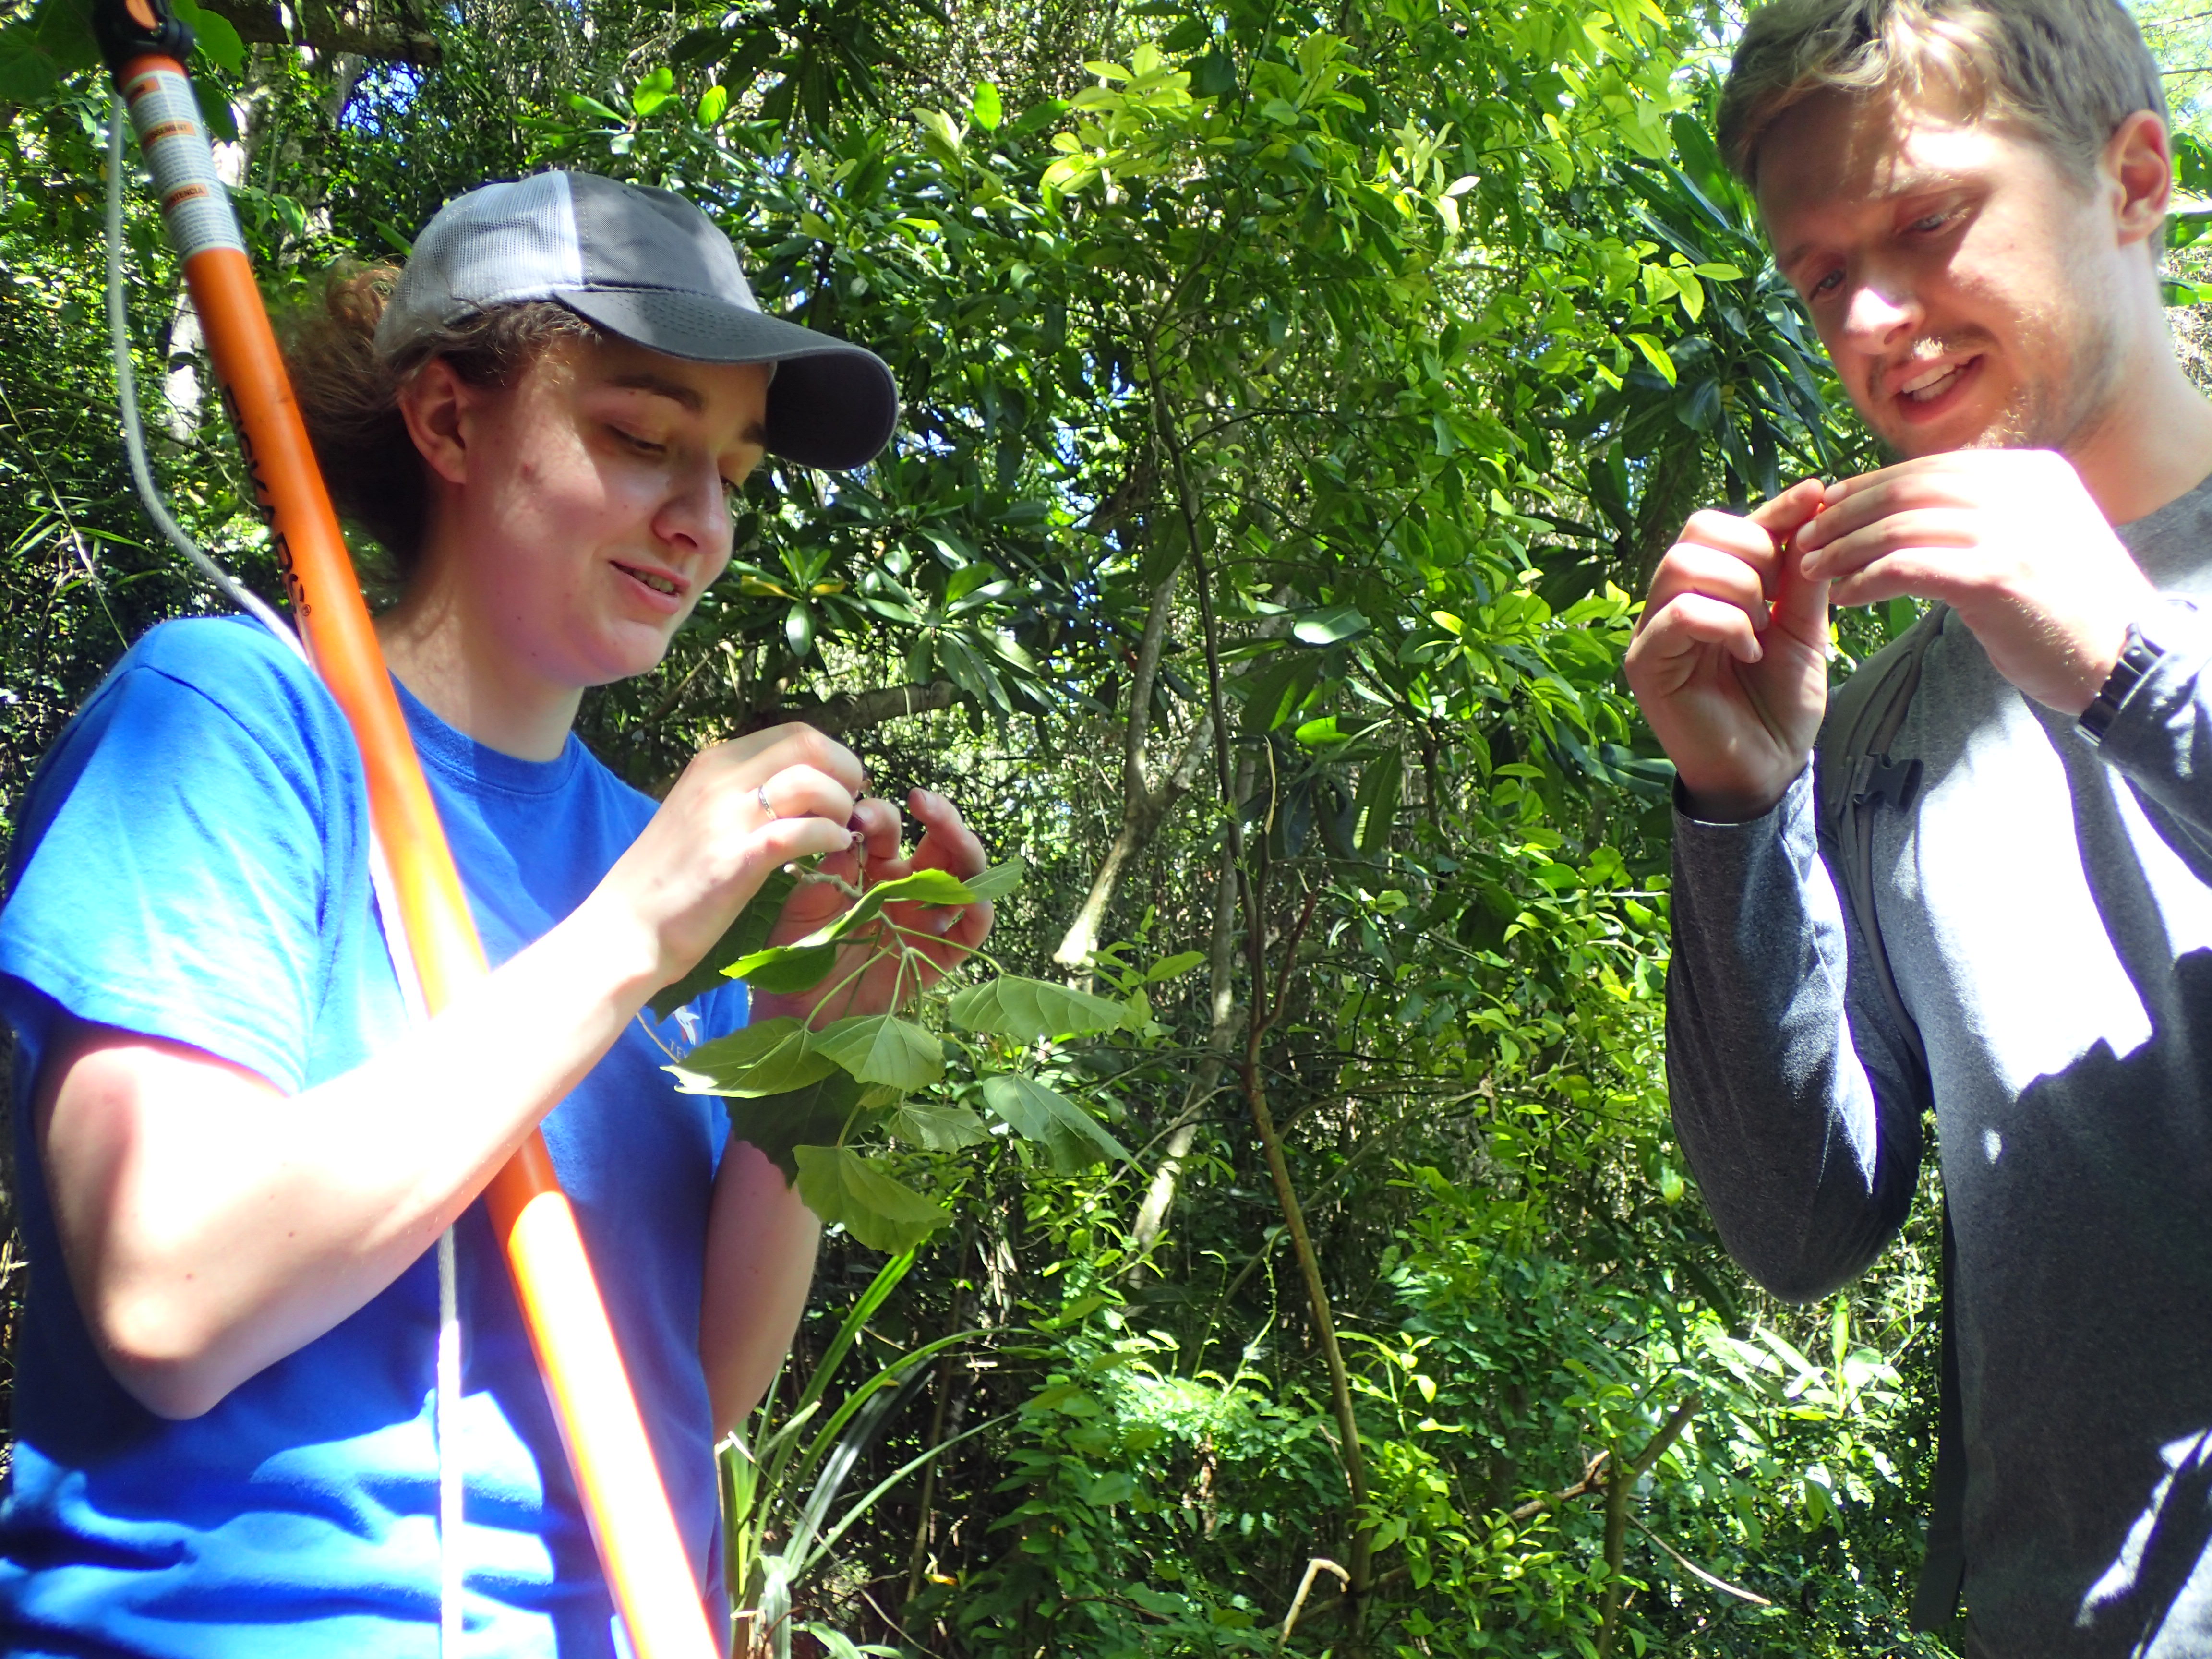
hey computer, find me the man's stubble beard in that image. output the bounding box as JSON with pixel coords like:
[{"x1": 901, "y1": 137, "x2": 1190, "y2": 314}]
[{"x1": 1914, "y1": 293, "x2": 2127, "y2": 460}]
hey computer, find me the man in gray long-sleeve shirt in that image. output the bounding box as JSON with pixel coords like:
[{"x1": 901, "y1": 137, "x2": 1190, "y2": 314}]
[{"x1": 1623, "y1": 1, "x2": 2212, "y2": 1652}]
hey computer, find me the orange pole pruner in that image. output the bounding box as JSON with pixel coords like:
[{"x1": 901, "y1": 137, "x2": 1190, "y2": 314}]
[{"x1": 91, "y1": 3, "x2": 719, "y2": 1654}]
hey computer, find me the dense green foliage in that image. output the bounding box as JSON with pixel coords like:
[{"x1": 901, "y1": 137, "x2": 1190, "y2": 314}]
[{"x1": 4, "y1": 0, "x2": 2200, "y2": 1653}]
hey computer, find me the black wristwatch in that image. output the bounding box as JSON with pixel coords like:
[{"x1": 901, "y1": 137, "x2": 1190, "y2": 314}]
[{"x1": 2077, "y1": 601, "x2": 2195, "y2": 747}]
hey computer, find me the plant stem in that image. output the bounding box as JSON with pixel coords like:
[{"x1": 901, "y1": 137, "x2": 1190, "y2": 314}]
[
  {"x1": 1155, "y1": 367, "x2": 1374, "y2": 1644},
  {"x1": 1597, "y1": 1395, "x2": 1701, "y2": 1656}
]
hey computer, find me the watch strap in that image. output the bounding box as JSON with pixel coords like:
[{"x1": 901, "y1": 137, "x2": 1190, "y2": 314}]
[{"x1": 2078, "y1": 599, "x2": 2198, "y2": 746}]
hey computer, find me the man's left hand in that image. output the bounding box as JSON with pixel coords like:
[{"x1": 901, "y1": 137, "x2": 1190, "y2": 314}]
[{"x1": 1795, "y1": 449, "x2": 2156, "y2": 715}]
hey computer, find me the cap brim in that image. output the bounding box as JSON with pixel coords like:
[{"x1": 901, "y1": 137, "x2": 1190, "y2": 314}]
[{"x1": 553, "y1": 288, "x2": 899, "y2": 472}]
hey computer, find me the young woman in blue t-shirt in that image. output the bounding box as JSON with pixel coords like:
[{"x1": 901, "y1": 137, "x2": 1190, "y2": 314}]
[{"x1": 0, "y1": 172, "x2": 989, "y2": 1653}]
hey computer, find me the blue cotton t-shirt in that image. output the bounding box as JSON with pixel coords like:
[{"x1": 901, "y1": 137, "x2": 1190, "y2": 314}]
[{"x1": 0, "y1": 615, "x2": 747, "y2": 1657}]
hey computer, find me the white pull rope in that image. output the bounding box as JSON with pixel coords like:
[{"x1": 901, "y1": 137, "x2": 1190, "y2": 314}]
[
  {"x1": 105, "y1": 98, "x2": 297, "y2": 648},
  {"x1": 107, "y1": 102, "x2": 465, "y2": 1657}
]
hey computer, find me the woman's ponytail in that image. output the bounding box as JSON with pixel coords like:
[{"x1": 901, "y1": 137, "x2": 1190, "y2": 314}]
[{"x1": 281, "y1": 263, "x2": 598, "y2": 582}]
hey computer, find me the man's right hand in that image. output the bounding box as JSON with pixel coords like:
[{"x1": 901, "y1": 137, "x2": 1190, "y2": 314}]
[{"x1": 1623, "y1": 478, "x2": 1830, "y2": 822}]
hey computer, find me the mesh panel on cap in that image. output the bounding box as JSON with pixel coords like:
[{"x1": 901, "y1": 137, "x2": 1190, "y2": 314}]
[{"x1": 377, "y1": 172, "x2": 586, "y2": 354}]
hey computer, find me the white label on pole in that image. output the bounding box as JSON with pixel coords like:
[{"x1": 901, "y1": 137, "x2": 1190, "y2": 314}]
[{"x1": 121, "y1": 66, "x2": 245, "y2": 260}]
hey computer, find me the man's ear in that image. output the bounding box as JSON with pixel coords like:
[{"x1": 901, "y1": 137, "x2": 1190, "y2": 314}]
[
  {"x1": 2106, "y1": 109, "x2": 2173, "y2": 256},
  {"x1": 396, "y1": 357, "x2": 475, "y2": 488}
]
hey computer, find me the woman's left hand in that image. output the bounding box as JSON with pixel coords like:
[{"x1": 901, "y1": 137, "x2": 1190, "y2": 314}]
[{"x1": 750, "y1": 787, "x2": 995, "y2": 1026}]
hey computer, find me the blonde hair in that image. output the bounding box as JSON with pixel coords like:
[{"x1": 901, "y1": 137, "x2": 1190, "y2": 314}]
[
  {"x1": 280, "y1": 264, "x2": 600, "y2": 577},
  {"x1": 1717, "y1": 0, "x2": 2165, "y2": 185}
]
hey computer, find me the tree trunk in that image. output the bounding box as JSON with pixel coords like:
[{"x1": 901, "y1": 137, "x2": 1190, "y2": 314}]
[
  {"x1": 741, "y1": 678, "x2": 960, "y2": 737},
  {"x1": 1158, "y1": 365, "x2": 1376, "y2": 1645},
  {"x1": 1125, "y1": 791, "x2": 1246, "y2": 1273},
  {"x1": 201, "y1": 0, "x2": 444, "y2": 64},
  {"x1": 1235, "y1": 886, "x2": 1372, "y2": 1636},
  {"x1": 1054, "y1": 569, "x2": 1179, "y2": 969},
  {"x1": 1053, "y1": 570, "x2": 1286, "y2": 972},
  {"x1": 1054, "y1": 711, "x2": 1213, "y2": 969}
]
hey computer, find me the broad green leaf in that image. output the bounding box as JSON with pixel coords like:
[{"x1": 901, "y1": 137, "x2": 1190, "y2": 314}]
[
  {"x1": 980, "y1": 1075, "x2": 1131, "y2": 1171},
  {"x1": 631, "y1": 65, "x2": 675, "y2": 115},
  {"x1": 173, "y1": 0, "x2": 243, "y2": 73},
  {"x1": 0, "y1": 0, "x2": 95, "y2": 104},
  {"x1": 1627, "y1": 333, "x2": 1677, "y2": 386},
  {"x1": 726, "y1": 1071, "x2": 865, "y2": 1184},
  {"x1": 1675, "y1": 271, "x2": 1706, "y2": 323},
  {"x1": 1239, "y1": 651, "x2": 1320, "y2": 733},
  {"x1": 1293, "y1": 604, "x2": 1370, "y2": 646},
  {"x1": 971, "y1": 80, "x2": 1003, "y2": 131},
  {"x1": 1040, "y1": 156, "x2": 1093, "y2": 194},
  {"x1": 890, "y1": 1100, "x2": 991, "y2": 1150},
  {"x1": 945, "y1": 975, "x2": 1127, "y2": 1040},
  {"x1": 918, "y1": 107, "x2": 966, "y2": 168},
  {"x1": 1190, "y1": 48, "x2": 1237, "y2": 97},
  {"x1": 962, "y1": 858, "x2": 1026, "y2": 902},
  {"x1": 729, "y1": 866, "x2": 978, "y2": 990},
  {"x1": 666, "y1": 1017, "x2": 837, "y2": 1097},
  {"x1": 648, "y1": 866, "x2": 799, "y2": 1021},
  {"x1": 811, "y1": 1015, "x2": 944, "y2": 1090},
  {"x1": 1146, "y1": 950, "x2": 1207, "y2": 983},
  {"x1": 0, "y1": 35, "x2": 59, "y2": 103},
  {"x1": 1355, "y1": 750, "x2": 1404, "y2": 856},
  {"x1": 856, "y1": 867, "x2": 981, "y2": 909},
  {"x1": 670, "y1": 24, "x2": 731, "y2": 63},
  {"x1": 798, "y1": 1626, "x2": 873, "y2": 1659},
  {"x1": 695, "y1": 84, "x2": 729, "y2": 125},
  {"x1": 194, "y1": 70, "x2": 237, "y2": 140},
  {"x1": 723, "y1": 938, "x2": 839, "y2": 996},
  {"x1": 794, "y1": 1146, "x2": 950, "y2": 1252}
]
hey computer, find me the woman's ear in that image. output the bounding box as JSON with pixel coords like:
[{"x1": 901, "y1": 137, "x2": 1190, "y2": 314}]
[{"x1": 396, "y1": 358, "x2": 475, "y2": 488}]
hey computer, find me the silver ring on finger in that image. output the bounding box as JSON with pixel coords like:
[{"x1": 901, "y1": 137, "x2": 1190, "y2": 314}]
[{"x1": 757, "y1": 782, "x2": 778, "y2": 821}]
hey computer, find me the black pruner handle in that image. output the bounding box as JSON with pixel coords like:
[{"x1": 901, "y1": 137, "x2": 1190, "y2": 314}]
[{"x1": 92, "y1": 0, "x2": 194, "y2": 82}]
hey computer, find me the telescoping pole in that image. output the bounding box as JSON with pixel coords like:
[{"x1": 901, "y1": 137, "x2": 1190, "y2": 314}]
[{"x1": 90, "y1": 4, "x2": 719, "y2": 1654}]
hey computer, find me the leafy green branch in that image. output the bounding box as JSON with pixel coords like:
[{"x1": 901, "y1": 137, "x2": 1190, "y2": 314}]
[{"x1": 663, "y1": 859, "x2": 1139, "y2": 1252}]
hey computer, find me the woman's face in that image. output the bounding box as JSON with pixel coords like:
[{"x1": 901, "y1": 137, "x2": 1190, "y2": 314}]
[{"x1": 412, "y1": 335, "x2": 771, "y2": 692}]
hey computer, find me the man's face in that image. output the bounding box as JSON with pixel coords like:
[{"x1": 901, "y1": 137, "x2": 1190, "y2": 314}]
[{"x1": 1757, "y1": 87, "x2": 2127, "y2": 458}]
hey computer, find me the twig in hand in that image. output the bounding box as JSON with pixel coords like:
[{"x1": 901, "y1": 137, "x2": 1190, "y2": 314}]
[{"x1": 791, "y1": 868, "x2": 864, "y2": 900}]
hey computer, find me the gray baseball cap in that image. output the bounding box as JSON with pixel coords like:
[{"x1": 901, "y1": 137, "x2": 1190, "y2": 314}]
[{"x1": 375, "y1": 171, "x2": 898, "y2": 471}]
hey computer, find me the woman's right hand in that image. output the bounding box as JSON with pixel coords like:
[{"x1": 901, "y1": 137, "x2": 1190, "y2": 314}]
[
  {"x1": 1623, "y1": 479, "x2": 1832, "y2": 823},
  {"x1": 592, "y1": 723, "x2": 866, "y2": 992}
]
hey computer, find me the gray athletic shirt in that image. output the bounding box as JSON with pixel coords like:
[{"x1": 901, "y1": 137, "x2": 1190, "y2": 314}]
[{"x1": 1668, "y1": 469, "x2": 2212, "y2": 1658}]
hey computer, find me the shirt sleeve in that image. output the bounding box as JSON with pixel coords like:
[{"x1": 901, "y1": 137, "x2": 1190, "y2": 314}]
[
  {"x1": 0, "y1": 639, "x2": 345, "y2": 1097},
  {"x1": 2092, "y1": 598, "x2": 2212, "y2": 885},
  {"x1": 1665, "y1": 767, "x2": 1929, "y2": 1301}
]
